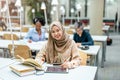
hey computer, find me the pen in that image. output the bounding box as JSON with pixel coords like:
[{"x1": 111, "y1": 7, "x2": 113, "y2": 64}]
[
  {"x1": 64, "y1": 56, "x2": 71, "y2": 62},
  {"x1": 16, "y1": 55, "x2": 25, "y2": 61}
]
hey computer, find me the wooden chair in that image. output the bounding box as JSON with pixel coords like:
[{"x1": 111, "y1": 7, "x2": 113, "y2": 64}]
[
  {"x1": 79, "y1": 51, "x2": 87, "y2": 65},
  {"x1": 8, "y1": 44, "x2": 32, "y2": 59},
  {"x1": 66, "y1": 29, "x2": 74, "y2": 34},
  {"x1": 3, "y1": 34, "x2": 19, "y2": 40},
  {"x1": 2, "y1": 34, "x2": 19, "y2": 57},
  {"x1": 21, "y1": 27, "x2": 29, "y2": 32},
  {"x1": 0, "y1": 27, "x2": 3, "y2": 31}
]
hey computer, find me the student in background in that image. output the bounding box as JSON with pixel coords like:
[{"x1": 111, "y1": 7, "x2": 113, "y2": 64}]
[
  {"x1": 24, "y1": 17, "x2": 46, "y2": 43},
  {"x1": 73, "y1": 22, "x2": 94, "y2": 47},
  {"x1": 0, "y1": 17, "x2": 7, "y2": 31},
  {"x1": 35, "y1": 21, "x2": 81, "y2": 69}
]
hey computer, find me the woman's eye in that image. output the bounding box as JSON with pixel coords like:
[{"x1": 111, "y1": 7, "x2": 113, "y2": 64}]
[{"x1": 51, "y1": 31, "x2": 55, "y2": 33}]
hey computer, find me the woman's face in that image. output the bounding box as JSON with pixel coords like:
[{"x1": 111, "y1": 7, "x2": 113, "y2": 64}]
[
  {"x1": 51, "y1": 25, "x2": 63, "y2": 40},
  {"x1": 35, "y1": 21, "x2": 42, "y2": 30}
]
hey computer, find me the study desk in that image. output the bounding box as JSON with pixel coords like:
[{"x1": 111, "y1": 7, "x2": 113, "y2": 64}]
[
  {"x1": 79, "y1": 45, "x2": 101, "y2": 67},
  {"x1": 0, "y1": 31, "x2": 27, "y2": 38},
  {"x1": 0, "y1": 39, "x2": 101, "y2": 67},
  {"x1": 0, "y1": 58, "x2": 97, "y2": 80},
  {"x1": 7, "y1": 27, "x2": 21, "y2": 31},
  {"x1": 83, "y1": 25, "x2": 110, "y2": 36},
  {"x1": 0, "y1": 40, "x2": 46, "y2": 51},
  {"x1": 92, "y1": 35, "x2": 107, "y2": 68},
  {"x1": 0, "y1": 40, "x2": 100, "y2": 67},
  {"x1": 0, "y1": 58, "x2": 16, "y2": 69},
  {"x1": 0, "y1": 40, "x2": 47, "y2": 57}
]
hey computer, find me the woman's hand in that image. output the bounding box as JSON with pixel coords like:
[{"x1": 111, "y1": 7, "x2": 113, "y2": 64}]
[
  {"x1": 28, "y1": 40, "x2": 32, "y2": 43},
  {"x1": 76, "y1": 43, "x2": 81, "y2": 47},
  {"x1": 60, "y1": 62, "x2": 72, "y2": 69},
  {"x1": 35, "y1": 58, "x2": 45, "y2": 65}
]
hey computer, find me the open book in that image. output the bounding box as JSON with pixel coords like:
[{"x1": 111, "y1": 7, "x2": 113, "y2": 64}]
[
  {"x1": 9, "y1": 55, "x2": 43, "y2": 76},
  {"x1": 17, "y1": 55, "x2": 42, "y2": 69}
]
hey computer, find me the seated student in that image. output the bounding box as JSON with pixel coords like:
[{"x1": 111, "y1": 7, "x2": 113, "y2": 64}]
[
  {"x1": 24, "y1": 17, "x2": 46, "y2": 43},
  {"x1": 73, "y1": 22, "x2": 94, "y2": 47},
  {"x1": 0, "y1": 17, "x2": 7, "y2": 31},
  {"x1": 24, "y1": 17, "x2": 46, "y2": 56},
  {"x1": 35, "y1": 21, "x2": 81, "y2": 69}
]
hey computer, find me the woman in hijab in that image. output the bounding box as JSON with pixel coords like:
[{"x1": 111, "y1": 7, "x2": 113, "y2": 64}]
[{"x1": 35, "y1": 21, "x2": 81, "y2": 69}]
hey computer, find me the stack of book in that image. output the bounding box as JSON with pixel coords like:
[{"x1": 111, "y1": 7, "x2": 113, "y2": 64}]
[
  {"x1": 9, "y1": 56, "x2": 42, "y2": 76},
  {"x1": 9, "y1": 63, "x2": 36, "y2": 76}
]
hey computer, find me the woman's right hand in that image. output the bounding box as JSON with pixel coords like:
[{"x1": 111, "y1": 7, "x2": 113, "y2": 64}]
[
  {"x1": 28, "y1": 40, "x2": 32, "y2": 43},
  {"x1": 76, "y1": 43, "x2": 81, "y2": 47}
]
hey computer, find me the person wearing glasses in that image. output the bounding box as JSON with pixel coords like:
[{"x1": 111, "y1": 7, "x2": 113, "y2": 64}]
[
  {"x1": 24, "y1": 17, "x2": 46, "y2": 56},
  {"x1": 73, "y1": 22, "x2": 94, "y2": 47},
  {"x1": 0, "y1": 17, "x2": 7, "y2": 31}
]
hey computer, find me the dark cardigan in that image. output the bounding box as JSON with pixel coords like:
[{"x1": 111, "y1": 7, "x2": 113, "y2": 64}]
[{"x1": 73, "y1": 30, "x2": 94, "y2": 45}]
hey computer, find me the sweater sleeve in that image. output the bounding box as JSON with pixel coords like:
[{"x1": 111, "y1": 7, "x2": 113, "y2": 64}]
[
  {"x1": 69, "y1": 41, "x2": 81, "y2": 68},
  {"x1": 35, "y1": 43, "x2": 47, "y2": 65},
  {"x1": 81, "y1": 32, "x2": 94, "y2": 45}
]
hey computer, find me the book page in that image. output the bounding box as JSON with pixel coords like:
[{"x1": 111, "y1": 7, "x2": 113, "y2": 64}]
[
  {"x1": 23, "y1": 58, "x2": 42, "y2": 68},
  {"x1": 17, "y1": 55, "x2": 42, "y2": 69}
]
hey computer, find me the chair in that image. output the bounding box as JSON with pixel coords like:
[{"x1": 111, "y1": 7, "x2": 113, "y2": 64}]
[
  {"x1": 3, "y1": 34, "x2": 19, "y2": 40},
  {"x1": 66, "y1": 29, "x2": 74, "y2": 34},
  {"x1": 0, "y1": 27, "x2": 3, "y2": 31},
  {"x1": 21, "y1": 27, "x2": 29, "y2": 32},
  {"x1": 79, "y1": 51, "x2": 87, "y2": 65},
  {"x1": 8, "y1": 44, "x2": 32, "y2": 59}
]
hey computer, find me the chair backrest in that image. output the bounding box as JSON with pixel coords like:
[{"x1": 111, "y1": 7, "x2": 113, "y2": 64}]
[
  {"x1": 8, "y1": 44, "x2": 32, "y2": 59},
  {"x1": 66, "y1": 29, "x2": 74, "y2": 34},
  {"x1": 0, "y1": 27, "x2": 3, "y2": 31},
  {"x1": 79, "y1": 51, "x2": 87, "y2": 65},
  {"x1": 3, "y1": 34, "x2": 19, "y2": 40},
  {"x1": 21, "y1": 27, "x2": 29, "y2": 32}
]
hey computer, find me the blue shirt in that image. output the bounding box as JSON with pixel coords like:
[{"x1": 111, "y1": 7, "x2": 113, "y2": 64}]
[
  {"x1": 24, "y1": 28, "x2": 46, "y2": 42},
  {"x1": 73, "y1": 30, "x2": 94, "y2": 45}
]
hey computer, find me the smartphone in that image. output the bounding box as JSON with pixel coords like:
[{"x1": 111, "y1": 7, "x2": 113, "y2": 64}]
[{"x1": 53, "y1": 63, "x2": 62, "y2": 66}]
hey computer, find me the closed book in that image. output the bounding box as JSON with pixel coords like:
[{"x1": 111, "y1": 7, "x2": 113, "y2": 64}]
[{"x1": 9, "y1": 64, "x2": 36, "y2": 76}]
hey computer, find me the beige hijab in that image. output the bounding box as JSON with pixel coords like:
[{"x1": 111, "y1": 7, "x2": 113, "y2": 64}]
[{"x1": 46, "y1": 21, "x2": 72, "y2": 63}]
